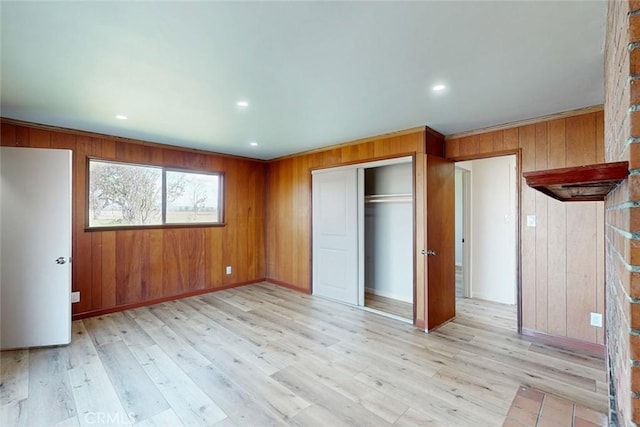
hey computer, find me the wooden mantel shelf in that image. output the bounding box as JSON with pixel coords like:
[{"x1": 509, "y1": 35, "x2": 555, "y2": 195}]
[{"x1": 523, "y1": 161, "x2": 629, "y2": 202}]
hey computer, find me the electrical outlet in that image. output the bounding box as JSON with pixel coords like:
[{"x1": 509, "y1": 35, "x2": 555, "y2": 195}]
[
  {"x1": 225, "y1": 266, "x2": 232, "y2": 275},
  {"x1": 71, "y1": 291, "x2": 80, "y2": 303},
  {"x1": 590, "y1": 312, "x2": 603, "y2": 328}
]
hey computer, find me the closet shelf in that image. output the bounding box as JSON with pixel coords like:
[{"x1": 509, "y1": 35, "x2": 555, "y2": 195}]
[
  {"x1": 523, "y1": 161, "x2": 629, "y2": 202},
  {"x1": 364, "y1": 194, "x2": 412, "y2": 203}
]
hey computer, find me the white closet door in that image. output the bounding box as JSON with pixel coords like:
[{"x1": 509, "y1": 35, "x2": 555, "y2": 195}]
[
  {"x1": 1, "y1": 146, "x2": 72, "y2": 349},
  {"x1": 312, "y1": 168, "x2": 358, "y2": 305}
]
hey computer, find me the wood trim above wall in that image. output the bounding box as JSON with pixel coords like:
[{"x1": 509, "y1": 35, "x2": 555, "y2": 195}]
[
  {"x1": 445, "y1": 105, "x2": 604, "y2": 140},
  {"x1": 0, "y1": 117, "x2": 264, "y2": 163},
  {"x1": 446, "y1": 148, "x2": 520, "y2": 162},
  {"x1": 271, "y1": 126, "x2": 428, "y2": 161}
]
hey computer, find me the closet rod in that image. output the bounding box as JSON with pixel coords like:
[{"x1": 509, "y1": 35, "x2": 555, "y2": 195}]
[{"x1": 364, "y1": 194, "x2": 412, "y2": 203}]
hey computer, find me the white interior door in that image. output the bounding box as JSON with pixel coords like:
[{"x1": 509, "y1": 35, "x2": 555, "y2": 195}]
[
  {"x1": 312, "y1": 168, "x2": 358, "y2": 305},
  {"x1": 1, "y1": 146, "x2": 72, "y2": 349}
]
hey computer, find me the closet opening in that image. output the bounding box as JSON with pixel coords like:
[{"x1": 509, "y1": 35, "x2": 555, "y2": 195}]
[
  {"x1": 363, "y1": 162, "x2": 413, "y2": 321},
  {"x1": 311, "y1": 156, "x2": 414, "y2": 323}
]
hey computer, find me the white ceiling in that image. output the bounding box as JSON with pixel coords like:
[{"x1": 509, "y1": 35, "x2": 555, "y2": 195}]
[{"x1": 1, "y1": 1, "x2": 606, "y2": 160}]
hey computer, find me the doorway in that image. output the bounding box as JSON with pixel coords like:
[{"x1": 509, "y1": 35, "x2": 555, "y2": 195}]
[
  {"x1": 455, "y1": 166, "x2": 471, "y2": 298},
  {"x1": 455, "y1": 155, "x2": 517, "y2": 323}
]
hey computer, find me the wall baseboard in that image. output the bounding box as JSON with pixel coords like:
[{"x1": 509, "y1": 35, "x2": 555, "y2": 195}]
[
  {"x1": 72, "y1": 279, "x2": 266, "y2": 320},
  {"x1": 521, "y1": 328, "x2": 605, "y2": 359},
  {"x1": 265, "y1": 278, "x2": 311, "y2": 294},
  {"x1": 470, "y1": 292, "x2": 515, "y2": 306}
]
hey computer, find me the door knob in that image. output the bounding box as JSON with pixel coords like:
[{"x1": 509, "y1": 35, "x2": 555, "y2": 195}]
[{"x1": 55, "y1": 257, "x2": 67, "y2": 264}]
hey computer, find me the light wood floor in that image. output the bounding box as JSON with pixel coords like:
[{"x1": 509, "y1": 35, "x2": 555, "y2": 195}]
[
  {"x1": 364, "y1": 292, "x2": 413, "y2": 320},
  {"x1": 1, "y1": 282, "x2": 607, "y2": 426}
]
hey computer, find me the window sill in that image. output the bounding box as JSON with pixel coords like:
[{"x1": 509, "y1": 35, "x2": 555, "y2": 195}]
[{"x1": 84, "y1": 222, "x2": 227, "y2": 232}]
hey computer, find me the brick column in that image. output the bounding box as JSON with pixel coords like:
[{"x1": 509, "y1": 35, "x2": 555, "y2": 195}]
[{"x1": 605, "y1": 1, "x2": 640, "y2": 425}]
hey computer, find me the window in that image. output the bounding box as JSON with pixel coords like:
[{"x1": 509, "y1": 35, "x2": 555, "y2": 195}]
[
  {"x1": 88, "y1": 159, "x2": 223, "y2": 229},
  {"x1": 165, "y1": 169, "x2": 221, "y2": 224}
]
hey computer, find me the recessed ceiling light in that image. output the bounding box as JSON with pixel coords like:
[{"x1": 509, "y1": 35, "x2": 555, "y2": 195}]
[
  {"x1": 249, "y1": 141, "x2": 259, "y2": 147},
  {"x1": 115, "y1": 114, "x2": 128, "y2": 120},
  {"x1": 236, "y1": 100, "x2": 249, "y2": 108},
  {"x1": 432, "y1": 84, "x2": 446, "y2": 92}
]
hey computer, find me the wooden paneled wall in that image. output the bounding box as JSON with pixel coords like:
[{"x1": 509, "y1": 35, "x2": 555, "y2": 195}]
[
  {"x1": 265, "y1": 129, "x2": 433, "y2": 324},
  {"x1": 1, "y1": 109, "x2": 605, "y2": 345},
  {"x1": 1, "y1": 120, "x2": 266, "y2": 319},
  {"x1": 446, "y1": 109, "x2": 605, "y2": 346}
]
